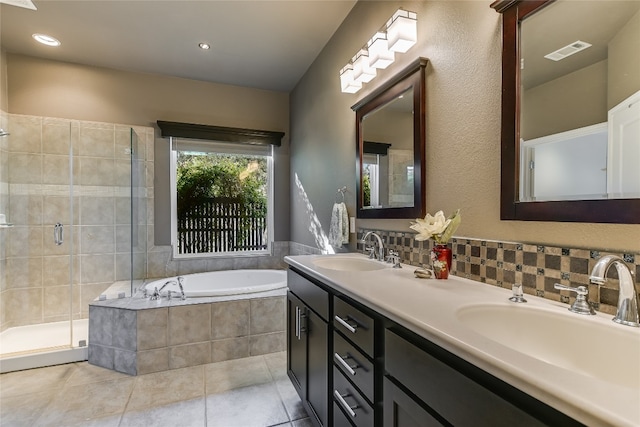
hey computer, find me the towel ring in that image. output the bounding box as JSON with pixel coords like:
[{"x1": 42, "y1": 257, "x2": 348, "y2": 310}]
[{"x1": 336, "y1": 186, "x2": 347, "y2": 202}]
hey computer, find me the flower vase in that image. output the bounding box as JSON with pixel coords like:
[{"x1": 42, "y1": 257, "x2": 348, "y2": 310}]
[{"x1": 431, "y1": 244, "x2": 452, "y2": 279}]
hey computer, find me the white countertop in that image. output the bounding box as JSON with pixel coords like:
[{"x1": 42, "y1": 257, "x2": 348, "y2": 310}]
[{"x1": 285, "y1": 253, "x2": 640, "y2": 427}]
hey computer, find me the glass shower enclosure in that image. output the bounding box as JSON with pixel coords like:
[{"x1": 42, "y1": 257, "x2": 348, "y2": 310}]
[{"x1": 0, "y1": 115, "x2": 146, "y2": 372}]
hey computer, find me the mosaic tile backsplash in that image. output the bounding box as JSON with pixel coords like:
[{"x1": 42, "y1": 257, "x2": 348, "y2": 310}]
[{"x1": 358, "y1": 229, "x2": 640, "y2": 316}]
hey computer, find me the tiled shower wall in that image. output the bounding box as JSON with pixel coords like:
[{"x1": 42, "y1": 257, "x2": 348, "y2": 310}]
[
  {"x1": 0, "y1": 110, "x2": 8, "y2": 332},
  {"x1": 0, "y1": 113, "x2": 153, "y2": 331},
  {"x1": 358, "y1": 229, "x2": 640, "y2": 316}
]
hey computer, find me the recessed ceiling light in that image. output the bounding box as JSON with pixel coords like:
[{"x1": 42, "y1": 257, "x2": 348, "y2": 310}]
[
  {"x1": 32, "y1": 33, "x2": 61, "y2": 47},
  {"x1": 198, "y1": 42, "x2": 211, "y2": 50}
]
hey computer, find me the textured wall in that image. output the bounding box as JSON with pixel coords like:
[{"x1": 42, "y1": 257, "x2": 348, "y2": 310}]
[{"x1": 289, "y1": 0, "x2": 640, "y2": 253}]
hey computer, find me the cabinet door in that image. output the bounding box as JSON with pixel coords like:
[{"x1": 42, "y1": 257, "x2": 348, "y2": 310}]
[
  {"x1": 288, "y1": 292, "x2": 307, "y2": 398},
  {"x1": 307, "y1": 308, "x2": 328, "y2": 426},
  {"x1": 384, "y1": 378, "x2": 444, "y2": 427}
]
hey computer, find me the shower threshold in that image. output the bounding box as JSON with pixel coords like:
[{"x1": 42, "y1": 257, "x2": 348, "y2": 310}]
[{"x1": 0, "y1": 319, "x2": 89, "y2": 373}]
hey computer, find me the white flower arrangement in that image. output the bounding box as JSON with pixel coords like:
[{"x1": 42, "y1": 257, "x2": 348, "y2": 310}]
[{"x1": 409, "y1": 209, "x2": 461, "y2": 245}]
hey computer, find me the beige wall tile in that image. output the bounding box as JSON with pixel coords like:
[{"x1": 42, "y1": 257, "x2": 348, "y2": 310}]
[
  {"x1": 115, "y1": 127, "x2": 133, "y2": 160},
  {"x1": 42, "y1": 195, "x2": 74, "y2": 226},
  {"x1": 250, "y1": 332, "x2": 285, "y2": 356},
  {"x1": 168, "y1": 304, "x2": 211, "y2": 346},
  {"x1": 78, "y1": 125, "x2": 114, "y2": 158},
  {"x1": 8, "y1": 115, "x2": 41, "y2": 154},
  {"x1": 80, "y1": 225, "x2": 115, "y2": 254},
  {"x1": 78, "y1": 157, "x2": 115, "y2": 186},
  {"x1": 80, "y1": 196, "x2": 115, "y2": 226},
  {"x1": 80, "y1": 254, "x2": 115, "y2": 284},
  {"x1": 169, "y1": 342, "x2": 211, "y2": 369},
  {"x1": 250, "y1": 296, "x2": 285, "y2": 335},
  {"x1": 6, "y1": 256, "x2": 42, "y2": 288},
  {"x1": 42, "y1": 154, "x2": 71, "y2": 185},
  {"x1": 43, "y1": 285, "x2": 75, "y2": 318},
  {"x1": 6, "y1": 226, "x2": 43, "y2": 258},
  {"x1": 8, "y1": 153, "x2": 41, "y2": 184},
  {"x1": 8, "y1": 194, "x2": 42, "y2": 225},
  {"x1": 42, "y1": 119, "x2": 72, "y2": 155},
  {"x1": 211, "y1": 300, "x2": 249, "y2": 340},
  {"x1": 43, "y1": 255, "x2": 79, "y2": 286},
  {"x1": 5, "y1": 288, "x2": 42, "y2": 325},
  {"x1": 210, "y1": 337, "x2": 249, "y2": 363},
  {"x1": 137, "y1": 307, "x2": 168, "y2": 350}
]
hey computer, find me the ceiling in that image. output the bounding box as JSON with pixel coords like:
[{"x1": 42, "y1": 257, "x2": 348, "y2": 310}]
[{"x1": 0, "y1": 0, "x2": 357, "y2": 92}]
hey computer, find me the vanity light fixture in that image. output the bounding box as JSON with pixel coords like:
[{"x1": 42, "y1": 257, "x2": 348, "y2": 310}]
[
  {"x1": 340, "y1": 63, "x2": 362, "y2": 94},
  {"x1": 340, "y1": 8, "x2": 417, "y2": 93},
  {"x1": 352, "y1": 49, "x2": 376, "y2": 84},
  {"x1": 198, "y1": 42, "x2": 211, "y2": 50},
  {"x1": 32, "y1": 33, "x2": 61, "y2": 47},
  {"x1": 387, "y1": 9, "x2": 417, "y2": 53},
  {"x1": 368, "y1": 31, "x2": 395, "y2": 69}
]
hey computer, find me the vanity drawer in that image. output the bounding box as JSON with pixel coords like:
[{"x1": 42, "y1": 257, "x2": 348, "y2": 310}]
[
  {"x1": 333, "y1": 366, "x2": 374, "y2": 427},
  {"x1": 385, "y1": 330, "x2": 546, "y2": 427},
  {"x1": 334, "y1": 297, "x2": 375, "y2": 357},
  {"x1": 288, "y1": 269, "x2": 329, "y2": 322},
  {"x1": 334, "y1": 331, "x2": 374, "y2": 403}
]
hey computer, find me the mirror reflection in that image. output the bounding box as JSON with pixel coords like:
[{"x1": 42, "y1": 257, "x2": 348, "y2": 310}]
[
  {"x1": 519, "y1": 0, "x2": 640, "y2": 202},
  {"x1": 362, "y1": 88, "x2": 414, "y2": 209}
]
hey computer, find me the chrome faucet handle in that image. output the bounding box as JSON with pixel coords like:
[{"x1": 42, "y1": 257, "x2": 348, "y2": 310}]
[
  {"x1": 387, "y1": 250, "x2": 402, "y2": 268},
  {"x1": 365, "y1": 245, "x2": 376, "y2": 259},
  {"x1": 508, "y1": 283, "x2": 527, "y2": 303},
  {"x1": 554, "y1": 283, "x2": 595, "y2": 315}
]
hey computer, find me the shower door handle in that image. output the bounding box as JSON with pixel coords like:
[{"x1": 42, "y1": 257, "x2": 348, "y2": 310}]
[{"x1": 54, "y1": 223, "x2": 64, "y2": 246}]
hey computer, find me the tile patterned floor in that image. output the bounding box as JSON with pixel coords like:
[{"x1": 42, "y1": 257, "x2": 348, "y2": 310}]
[{"x1": 0, "y1": 352, "x2": 311, "y2": 427}]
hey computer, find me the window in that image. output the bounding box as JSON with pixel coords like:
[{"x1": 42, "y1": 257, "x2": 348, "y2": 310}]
[{"x1": 170, "y1": 137, "x2": 273, "y2": 258}]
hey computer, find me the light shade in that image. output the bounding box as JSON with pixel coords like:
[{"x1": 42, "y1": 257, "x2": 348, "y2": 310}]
[
  {"x1": 368, "y1": 32, "x2": 394, "y2": 69},
  {"x1": 352, "y1": 49, "x2": 376, "y2": 84},
  {"x1": 32, "y1": 33, "x2": 60, "y2": 47},
  {"x1": 340, "y1": 63, "x2": 362, "y2": 94},
  {"x1": 387, "y1": 9, "x2": 417, "y2": 53}
]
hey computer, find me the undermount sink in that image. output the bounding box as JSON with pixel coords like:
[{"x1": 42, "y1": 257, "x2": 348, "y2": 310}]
[
  {"x1": 312, "y1": 256, "x2": 387, "y2": 272},
  {"x1": 456, "y1": 304, "x2": 640, "y2": 389}
]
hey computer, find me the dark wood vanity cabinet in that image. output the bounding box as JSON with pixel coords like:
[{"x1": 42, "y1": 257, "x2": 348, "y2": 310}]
[
  {"x1": 286, "y1": 266, "x2": 582, "y2": 427},
  {"x1": 287, "y1": 270, "x2": 329, "y2": 427}
]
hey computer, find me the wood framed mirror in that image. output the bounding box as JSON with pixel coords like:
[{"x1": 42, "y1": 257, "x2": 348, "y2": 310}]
[
  {"x1": 492, "y1": 0, "x2": 640, "y2": 223},
  {"x1": 352, "y1": 57, "x2": 427, "y2": 219}
]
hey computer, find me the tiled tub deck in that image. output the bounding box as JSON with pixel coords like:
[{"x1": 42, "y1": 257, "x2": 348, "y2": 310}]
[{"x1": 88, "y1": 290, "x2": 286, "y2": 376}]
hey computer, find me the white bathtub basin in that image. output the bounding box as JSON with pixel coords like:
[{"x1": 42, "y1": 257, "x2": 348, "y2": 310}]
[
  {"x1": 456, "y1": 303, "x2": 640, "y2": 389},
  {"x1": 312, "y1": 256, "x2": 387, "y2": 272}
]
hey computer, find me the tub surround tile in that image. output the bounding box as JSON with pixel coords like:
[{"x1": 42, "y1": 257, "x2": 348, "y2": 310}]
[
  {"x1": 250, "y1": 331, "x2": 286, "y2": 356},
  {"x1": 137, "y1": 307, "x2": 168, "y2": 350},
  {"x1": 211, "y1": 300, "x2": 250, "y2": 339},
  {"x1": 168, "y1": 304, "x2": 211, "y2": 346},
  {"x1": 250, "y1": 297, "x2": 285, "y2": 335},
  {"x1": 136, "y1": 348, "x2": 169, "y2": 375},
  {"x1": 169, "y1": 342, "x2": 211, "y2": 369},
  {"x1": 89, "y1": 293, "x2": 285, "y2": 375},
  {"x1": 210, "y1": 337, "x2": 250, "y2": 363}
]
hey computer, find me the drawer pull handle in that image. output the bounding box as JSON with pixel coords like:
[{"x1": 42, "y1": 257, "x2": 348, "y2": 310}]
[
  {"x1": 334, "y1": 315, "x2": 358, "y2": 333},
  {"x1": 295, "y1": 306, "x2": 307, "y2": 340},
  {"x1": 334, "y1": 353, "x2": 359, "y2": 375},
  {"x1": 333, "y1": 390, "x2": 358, "y2": 418}
]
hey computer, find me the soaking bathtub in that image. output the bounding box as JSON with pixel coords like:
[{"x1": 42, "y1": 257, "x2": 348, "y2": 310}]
[{"x1": 143, "y1": 269, "x2": 287, "y2": 298}]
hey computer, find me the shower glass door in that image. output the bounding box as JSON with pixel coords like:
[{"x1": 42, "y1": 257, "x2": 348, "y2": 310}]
[{"x1": 0, "y1": 116, "x2": 75, "y2": 362}]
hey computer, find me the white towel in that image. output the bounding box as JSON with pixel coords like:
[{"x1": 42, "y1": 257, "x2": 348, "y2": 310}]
[{"x1": 329, "y1": 202, "x2": 349, "y2": 247}]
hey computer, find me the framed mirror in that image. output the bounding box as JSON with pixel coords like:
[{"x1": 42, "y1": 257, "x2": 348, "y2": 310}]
[
  {"x1": 352, "y1": 57, "x2": 427, "y2": 219},
  {"x1": 492, "y1": 0, "x2": 640, "y2": 223}
]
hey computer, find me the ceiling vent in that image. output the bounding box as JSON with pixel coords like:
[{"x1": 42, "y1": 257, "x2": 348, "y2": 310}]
[
  {"x1": 0, "y1": 0, "x2": 36, "y2": 9},
  {"x1": 544, "y1": 41, "x2": 592, "y2": 61}
]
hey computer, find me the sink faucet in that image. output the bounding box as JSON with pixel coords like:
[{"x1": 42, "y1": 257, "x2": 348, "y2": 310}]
[
  {"x1": 589, "y1": 255, "x2": 639, "y2": 327},
  {"x1": 361, "y1": 231, "x2": 385, "y2": 261}
]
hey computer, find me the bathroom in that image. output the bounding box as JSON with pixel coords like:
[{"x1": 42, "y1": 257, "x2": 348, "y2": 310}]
[{"x1": 1, "y1": 0, "x2": 639, "y2": 426}]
